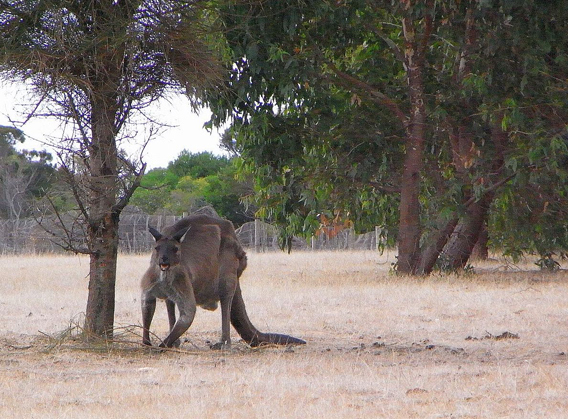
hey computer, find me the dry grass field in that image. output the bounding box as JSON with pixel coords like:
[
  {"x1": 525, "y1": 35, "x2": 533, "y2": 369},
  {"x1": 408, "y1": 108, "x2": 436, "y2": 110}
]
[{"x1": 1, "y1": 250, "x2": 567, "y2": 418}]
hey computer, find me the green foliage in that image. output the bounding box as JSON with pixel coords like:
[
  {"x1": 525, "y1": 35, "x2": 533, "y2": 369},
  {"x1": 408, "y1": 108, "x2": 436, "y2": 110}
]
[
  {"x1": 0, "y1": 126, "x2": 55, "y2": 219},
  {"x1": 490, "y1": 134, "x2": 568, "y2": 260},
  {"x1": 204, "y1": 0, "x2": 568, "y2": 261},
  {"x1": 130, "y1": 151, "x2": 251, "y2": 224},
  {"x1": 128, "y1": 168, "x2": 178, "y2": 215},
  {"x1": 0, "y1": 126, "x2": 25, "y2": 150},
  {"x1": 168, "y1": 151, "x2": 230, "y2": 178},
  {"x1": 209, "y1": 2, "x2": 415, "y2": 245},
  {"x1": 168, "y1": 176, "x2": 209, "y2": 214},
  {"x1": 201, "y1": 164, "x2": 252, "y2": 225}
]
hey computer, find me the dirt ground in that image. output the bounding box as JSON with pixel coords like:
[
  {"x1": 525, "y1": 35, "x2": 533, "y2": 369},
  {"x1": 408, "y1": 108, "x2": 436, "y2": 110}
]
[{"x1": 1, "y1": 251, "x2": 567, "y2": 418}]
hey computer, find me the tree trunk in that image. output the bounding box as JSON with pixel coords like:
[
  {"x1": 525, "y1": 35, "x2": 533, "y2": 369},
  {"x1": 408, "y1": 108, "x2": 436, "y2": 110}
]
[
  {"x1": 415, "y1": 216, "x2": 459, "y2": 275},
  {"x1": 397, "y1": 137, "x2": 424, "y2": 274},
  {"x1": 443, "y1": 116, "x2": 505, "y2": 269},
  {"x1": 440, "y1": 195, "x2": 492, "y2": 271},
  {"x1": 396, "y1": 16, "x2": 429, "y2": 274},
  {"x1": 85, "y1": 212, "x2": 119, "y2": 338},
  {"x1": 471, "y1": 223, "x2": 489, "y2": 260},
  {"x1": 84, "y1": 100, "x2": 120, "y2": 338}
]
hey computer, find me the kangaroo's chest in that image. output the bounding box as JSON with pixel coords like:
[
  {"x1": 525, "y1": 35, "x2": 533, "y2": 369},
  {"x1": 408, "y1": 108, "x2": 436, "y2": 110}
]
[{"x1": 147, "y1": 269, "x2": 185, "y2": 299}]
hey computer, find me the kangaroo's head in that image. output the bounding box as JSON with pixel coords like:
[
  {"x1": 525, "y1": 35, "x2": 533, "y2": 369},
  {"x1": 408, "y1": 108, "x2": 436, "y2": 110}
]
[{"x1": 149, "y1": 226, "x2": 190, "y2": 271}]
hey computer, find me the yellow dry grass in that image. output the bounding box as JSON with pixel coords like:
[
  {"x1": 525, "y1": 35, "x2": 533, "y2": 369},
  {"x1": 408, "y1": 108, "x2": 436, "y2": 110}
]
[{"x1": 1, "y1": 251, "x2": 567, "y2": 418}]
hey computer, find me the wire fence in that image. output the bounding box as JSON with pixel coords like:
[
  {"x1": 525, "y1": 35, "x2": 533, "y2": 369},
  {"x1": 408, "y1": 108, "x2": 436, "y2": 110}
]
[
  {"x1": 235, "y1": 219, "x2": 381, "y2": 252},
  {"x1": 0, "y1": 207, "x2": 381, "y2": 254}
]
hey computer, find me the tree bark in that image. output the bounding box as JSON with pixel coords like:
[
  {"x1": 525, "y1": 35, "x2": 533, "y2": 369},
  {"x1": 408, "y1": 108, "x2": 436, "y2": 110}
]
[
  {"x1": 397, "y1": 133, "x2": 424, "y2": 274},
  {"x1": 471, "y1": 223, "x2": 489, "y2": 260},
  {"x1": 85, "y1": 212, "x2": 119, "y2": 338},
  {"x1": 440, "y1": 194, "x2": 492, "y2": 271},
  {"x1": 396, "y1": 15, "x2": 429, "y2": 274},
  {"x1": 415, "y1": 216, "x2": 459, "y2": 275},
  {"x1": 84, "y1": 99, "x2": 120, "y2": 338}
]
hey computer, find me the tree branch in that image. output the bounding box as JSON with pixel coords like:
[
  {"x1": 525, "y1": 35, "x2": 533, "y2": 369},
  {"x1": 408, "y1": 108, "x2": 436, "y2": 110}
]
[
  {"x1": 304, "y1": 30, "x2": 408, "y2": 128},
  {"x1": 360, "y1": 15, "x2": 405, "y2": 63},
  {"x1": 113, "y1": 161, "x2": 147, "y2": 214},
  {"x1": 34, "y1": 196, "x2": 91, "y2": 255},
  {"x1": 57, "y1": 153, "x2": 90, "y2": 222},
  {"x1": 324, "y1": 60, "x2": 408, "y2": 127},
  {"x1": 463, "y1": 173, "x2": 516, "y2": 208}
]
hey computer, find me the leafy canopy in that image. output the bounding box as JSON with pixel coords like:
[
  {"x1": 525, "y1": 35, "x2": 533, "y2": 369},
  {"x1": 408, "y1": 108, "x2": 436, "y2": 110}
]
[{"x1": 206, "y1": 0, "x2": 568, "y2": 258}]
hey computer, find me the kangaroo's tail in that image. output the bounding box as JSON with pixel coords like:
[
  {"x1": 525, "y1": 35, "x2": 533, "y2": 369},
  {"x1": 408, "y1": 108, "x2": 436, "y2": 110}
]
[{"x1": 230, "y1": 282, "x2": 306, "y2": 347}]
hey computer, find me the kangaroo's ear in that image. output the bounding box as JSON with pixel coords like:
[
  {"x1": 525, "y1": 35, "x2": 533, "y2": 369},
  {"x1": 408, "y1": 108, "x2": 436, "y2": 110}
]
[
  {"x1": 173, "y1": 226, "x2": 191, "y2": 243},
  {"x1": 148, "y1": 226, "x2": 162, "y2": 241}
]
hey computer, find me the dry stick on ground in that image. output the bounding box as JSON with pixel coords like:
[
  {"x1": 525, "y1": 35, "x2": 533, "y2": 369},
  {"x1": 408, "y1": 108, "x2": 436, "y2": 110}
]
[{"x1": 38, "y1": 322, "x2": 214, "y2": 354}]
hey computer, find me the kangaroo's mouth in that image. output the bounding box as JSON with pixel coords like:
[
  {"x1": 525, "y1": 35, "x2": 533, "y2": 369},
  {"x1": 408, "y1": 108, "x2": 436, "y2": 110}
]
[{"x1": 159, "y1": 264, "x2": 170, "y2": 271}]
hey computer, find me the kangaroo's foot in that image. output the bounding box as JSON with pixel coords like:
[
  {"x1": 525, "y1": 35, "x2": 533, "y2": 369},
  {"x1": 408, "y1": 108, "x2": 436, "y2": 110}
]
[
  {"x1": 158, "y1": 338, "x2": 181, "y2": 349},
  {"x1": 209, "y1": 341, "x2": 231, "y2": 351}
]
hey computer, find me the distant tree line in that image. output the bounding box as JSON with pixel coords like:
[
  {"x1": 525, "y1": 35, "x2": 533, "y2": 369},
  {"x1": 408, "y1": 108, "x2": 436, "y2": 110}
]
[
  {"x1": 0, "y1": 129, "x2": 251, "y2": 228},
  {"x1": 0, "y1": 126, "x2": 55, "y2": 221},
  {"x1": 129, "y1": 150, "x2": 254, "y2": 226}
]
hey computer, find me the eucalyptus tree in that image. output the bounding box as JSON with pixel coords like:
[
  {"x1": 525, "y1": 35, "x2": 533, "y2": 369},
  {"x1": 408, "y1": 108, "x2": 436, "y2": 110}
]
[
  {"x1": 0, "y1": 1, "x2": 225, "y2": 336},
  {"x1": 0, "y1": 126, "x2": 54, "y2": 221},
  {"x1": 209, "y1": 0, "x2": 568, "y2": 274}
]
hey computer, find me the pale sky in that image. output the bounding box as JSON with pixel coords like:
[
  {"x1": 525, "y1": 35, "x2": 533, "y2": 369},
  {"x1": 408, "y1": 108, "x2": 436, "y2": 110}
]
[{"x1": 0, "y1": 82, "x2": 227, "y2": 170}]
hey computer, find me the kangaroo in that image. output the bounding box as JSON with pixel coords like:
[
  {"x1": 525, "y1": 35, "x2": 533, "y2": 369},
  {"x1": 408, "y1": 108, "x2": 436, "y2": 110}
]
[{"x1": 140, "y1": 214, "x2": 306, "y2": 349}]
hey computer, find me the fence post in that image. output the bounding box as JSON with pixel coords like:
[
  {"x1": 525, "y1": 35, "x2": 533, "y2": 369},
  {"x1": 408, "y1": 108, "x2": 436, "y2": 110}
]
[
  {"x1": 375, "y1": 226, "x2": 382, "y2": 250},
  {"x1": 254, "y1": 219, "x2": 261, "y2": 253}
]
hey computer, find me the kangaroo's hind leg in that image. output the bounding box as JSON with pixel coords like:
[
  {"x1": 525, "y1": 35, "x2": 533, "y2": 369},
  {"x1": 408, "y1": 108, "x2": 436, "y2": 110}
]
[{"x1": 211, "y1": 245, "x2": 240, "y2": 350}]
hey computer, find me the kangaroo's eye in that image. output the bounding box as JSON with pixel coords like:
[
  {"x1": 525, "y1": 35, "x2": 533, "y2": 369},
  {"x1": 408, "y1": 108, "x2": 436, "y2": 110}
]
[{"x1": 172, "y1": 247, "x2": 178, "y2": 253}]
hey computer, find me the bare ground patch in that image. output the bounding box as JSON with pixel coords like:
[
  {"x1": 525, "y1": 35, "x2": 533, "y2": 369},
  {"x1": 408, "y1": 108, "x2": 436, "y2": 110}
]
[{"x1": 0, "y1": 252, "x2": 567, "y2": 418}]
